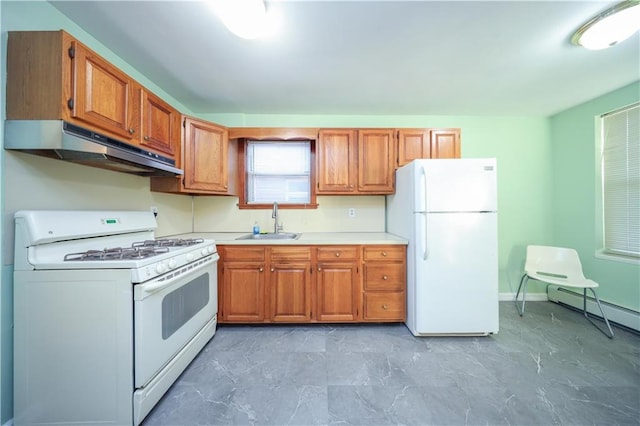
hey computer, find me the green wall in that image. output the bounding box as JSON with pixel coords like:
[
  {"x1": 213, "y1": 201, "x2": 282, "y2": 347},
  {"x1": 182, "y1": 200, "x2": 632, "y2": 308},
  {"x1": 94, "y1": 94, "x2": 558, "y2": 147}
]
[{"x1": 550, "y1": 81, "x2": 640, "y2": 312}]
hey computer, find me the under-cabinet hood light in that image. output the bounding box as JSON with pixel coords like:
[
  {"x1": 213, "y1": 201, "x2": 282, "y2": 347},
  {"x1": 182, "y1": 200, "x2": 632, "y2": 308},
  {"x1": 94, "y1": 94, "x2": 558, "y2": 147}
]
[
  {"x1": 210, "y1": 0, "x2": 278, "y2": 40},
  {"x1": 571, "y1": 0, "x2": 640, "y2": 50}
]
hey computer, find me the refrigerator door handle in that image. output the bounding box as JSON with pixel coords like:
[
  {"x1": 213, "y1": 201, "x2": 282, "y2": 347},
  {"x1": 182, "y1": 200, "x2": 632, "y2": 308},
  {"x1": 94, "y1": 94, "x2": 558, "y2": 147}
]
[
  {"x1": 419, "y1": 166, "x2": 428, "y2": 213},
  {"x1": 420, "y1": 166, "x2": 429, "y2": 260},
  {"x1": 419, "y1": 212, "x2": 429, "y2": 260}
]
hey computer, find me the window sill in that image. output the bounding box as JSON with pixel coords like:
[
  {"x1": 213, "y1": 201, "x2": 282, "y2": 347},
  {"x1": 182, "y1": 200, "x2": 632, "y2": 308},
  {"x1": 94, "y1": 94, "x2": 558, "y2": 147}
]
[
  {"x1": 237, "y1": 203, "x2": 319, "y2": 210},
  {"x1": 595, "y1": 250, "x2": 640, "y2": 265}
]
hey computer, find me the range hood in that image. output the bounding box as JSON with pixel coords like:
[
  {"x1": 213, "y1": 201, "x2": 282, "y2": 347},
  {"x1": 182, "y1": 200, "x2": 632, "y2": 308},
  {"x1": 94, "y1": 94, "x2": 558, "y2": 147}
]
[{"x1": 4, "y1": 120, "x2": 183, "y2": 177}]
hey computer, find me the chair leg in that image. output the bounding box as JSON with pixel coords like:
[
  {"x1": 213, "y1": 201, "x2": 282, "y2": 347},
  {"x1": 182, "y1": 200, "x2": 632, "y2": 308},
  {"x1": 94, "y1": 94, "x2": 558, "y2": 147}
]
[
  {"x1": 582, "y1": 288, "x2": 614, "y2": 339},
  {"x1": 515, "y1": 274, "x2": 528, "y2": 316}
]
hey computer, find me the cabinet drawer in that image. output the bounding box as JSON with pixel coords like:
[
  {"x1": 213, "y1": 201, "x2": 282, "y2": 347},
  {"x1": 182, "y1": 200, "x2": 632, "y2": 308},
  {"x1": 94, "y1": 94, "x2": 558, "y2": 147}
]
[
  {"x1": 222, "y1": 246, "x2": 265, "y2": 261},
  {"x1": 363, "y1": 292, "x2": 405, "y2": 321},
  {"x1": 363, "y1": 264, "x2": 405, "y2": 291},
  {"x1": 271, "y1": 247, "x2": 311, "y2": 261},
  {"x1": 316, "y1": 246, "x2": 358, "y2": 261},
  {"x1": 363, "y1": 246, "x2": 405, "y2": 261}
]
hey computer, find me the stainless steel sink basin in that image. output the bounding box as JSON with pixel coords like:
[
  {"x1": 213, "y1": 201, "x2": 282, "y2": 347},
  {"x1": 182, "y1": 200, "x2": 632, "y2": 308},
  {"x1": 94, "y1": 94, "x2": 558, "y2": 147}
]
[{"x1": 236, "y1": 232, "x2": 301, "y2": 241}]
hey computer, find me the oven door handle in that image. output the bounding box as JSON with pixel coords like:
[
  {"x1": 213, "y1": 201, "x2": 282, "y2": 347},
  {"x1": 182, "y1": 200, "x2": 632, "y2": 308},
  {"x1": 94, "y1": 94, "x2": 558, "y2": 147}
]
[{"x1": 141, "y1": 279, "x2": 176, "y2": 294}]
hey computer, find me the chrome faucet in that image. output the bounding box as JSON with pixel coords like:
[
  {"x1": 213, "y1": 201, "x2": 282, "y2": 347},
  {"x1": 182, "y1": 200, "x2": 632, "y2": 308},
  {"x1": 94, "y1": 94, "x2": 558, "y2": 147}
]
[{"x1": 272, "y1": 202, "x2": 283, "y2": 234}]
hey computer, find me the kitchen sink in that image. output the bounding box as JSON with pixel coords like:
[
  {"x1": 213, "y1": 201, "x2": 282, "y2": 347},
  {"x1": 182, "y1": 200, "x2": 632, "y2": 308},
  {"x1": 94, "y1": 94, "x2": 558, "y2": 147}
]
[{"x1": 236, "y1": 232, "x2": 301, "y2": 240}]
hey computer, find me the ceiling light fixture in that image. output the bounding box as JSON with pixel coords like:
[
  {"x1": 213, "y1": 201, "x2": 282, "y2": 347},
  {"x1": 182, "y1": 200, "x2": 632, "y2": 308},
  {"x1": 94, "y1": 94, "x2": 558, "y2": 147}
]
[
  {"x1": 210, "y1": 0, "x2": 277, "y2": 40},
  {"x1": 571, "y1": 0, "x2": 640, "y2": 50}
]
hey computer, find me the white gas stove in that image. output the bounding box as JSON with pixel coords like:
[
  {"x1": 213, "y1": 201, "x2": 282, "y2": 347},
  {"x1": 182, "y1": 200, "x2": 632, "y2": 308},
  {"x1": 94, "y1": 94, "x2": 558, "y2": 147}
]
[{"x1": 13, "y1": 210, "x2": 218, "y2": 425}]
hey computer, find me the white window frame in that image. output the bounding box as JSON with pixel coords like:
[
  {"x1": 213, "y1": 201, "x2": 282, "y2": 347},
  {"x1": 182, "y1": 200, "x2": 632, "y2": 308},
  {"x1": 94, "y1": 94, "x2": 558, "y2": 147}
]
[
  {"x1": 595, "y1": 102, "x2": 640, "y2": 264},
  {"x1": 245, "y1": 140, "x2": 312, "y2": 205}
]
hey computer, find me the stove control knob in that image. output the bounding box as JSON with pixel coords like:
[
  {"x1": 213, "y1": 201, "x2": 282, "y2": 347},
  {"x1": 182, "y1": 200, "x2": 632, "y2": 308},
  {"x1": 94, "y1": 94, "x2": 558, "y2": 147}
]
[
  {"x1": 201, "y1": 248, "x2": 208, "y2": 256},
  {"x1": 186, "y1": 253, "x2": 194, "y2": 262},
  {"x1": 208, "y1": 246, "x2": 215, "y2": 254},
  {"x1": 156, "y1": 263, "x2": 166, "y2": 274},
  {"x1": 168, "y1": 259, "x2": 177, "y2": 269}
]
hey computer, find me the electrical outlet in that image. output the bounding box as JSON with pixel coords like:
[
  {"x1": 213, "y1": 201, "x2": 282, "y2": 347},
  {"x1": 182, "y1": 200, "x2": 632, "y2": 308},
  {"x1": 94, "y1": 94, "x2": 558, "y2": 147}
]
[
  {"x1": 150, "y1": 206, "x2": 158, "y2": 217},
  {"x1": 348, "y1": 208, "x2": 356, "y2": 218}
]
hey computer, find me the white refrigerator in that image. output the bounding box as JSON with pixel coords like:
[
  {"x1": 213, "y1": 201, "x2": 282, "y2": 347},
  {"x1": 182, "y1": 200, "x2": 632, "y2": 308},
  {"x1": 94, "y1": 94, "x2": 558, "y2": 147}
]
[{"x1": 387, "y1": 158, "x2": 499, "y2": 336}]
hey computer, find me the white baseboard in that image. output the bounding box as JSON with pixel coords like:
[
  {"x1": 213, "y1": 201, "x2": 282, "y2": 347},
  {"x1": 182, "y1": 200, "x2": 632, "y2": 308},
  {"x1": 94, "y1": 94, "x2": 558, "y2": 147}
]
[
  {"x1": 547, "y1": 285, "x2": 640, "y2": 332},
  {"x1": 499, "y1": 292, "x2": 548, "y2": 302}
]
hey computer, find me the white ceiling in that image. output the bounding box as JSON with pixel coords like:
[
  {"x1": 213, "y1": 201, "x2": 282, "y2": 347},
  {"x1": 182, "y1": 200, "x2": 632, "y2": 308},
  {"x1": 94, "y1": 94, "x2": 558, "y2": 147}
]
[{"x1": 49, "y1": 0, "x2": 640, "y2": 117}]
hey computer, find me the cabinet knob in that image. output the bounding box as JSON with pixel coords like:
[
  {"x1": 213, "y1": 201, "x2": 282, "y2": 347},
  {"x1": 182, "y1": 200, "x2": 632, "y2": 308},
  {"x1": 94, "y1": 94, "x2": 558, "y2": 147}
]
[
  {"x1": 382, "y1": 304, "x2": 388, "y2": 310},
  {"x1": 224, "y1": 184, "x2": 228, "y2": 189},
  {"x1": 271, "y1": 267, "x2": 275, "y2": 272},
  {"x1": 382, "y1": 252, "x2": 387, "y2": 257},
  {"x1": 128, "y1": 128, "x2": 135, "y2": 134},
  {"x1": 317, "y1": 267, "x2": 322, "y2": 272},
  {"x1": 259, "y1": 267, "x2": 264, "y2": 272},
  {"x1": 335, "y1": 252, "x2": 341, "y2": 257},
  {"x1": 144, "y1": 135, "x2": 150, "y2": 141},
  {"x1": 383, "y1": 275, "x2": 388, "y2": 280}
]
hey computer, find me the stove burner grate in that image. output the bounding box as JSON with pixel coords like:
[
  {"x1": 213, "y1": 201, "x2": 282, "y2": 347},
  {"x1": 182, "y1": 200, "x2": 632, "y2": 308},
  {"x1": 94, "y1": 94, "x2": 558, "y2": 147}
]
[
  {"x1": 64, "y1": 246, "x2": 170, "y2": 261},
  {"x1": 132, "y1": 238, "x2": 205, "y2": 248}
]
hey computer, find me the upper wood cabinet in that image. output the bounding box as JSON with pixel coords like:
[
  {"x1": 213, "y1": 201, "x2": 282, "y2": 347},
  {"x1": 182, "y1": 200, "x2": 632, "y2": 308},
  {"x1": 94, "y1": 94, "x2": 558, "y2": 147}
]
[
  {"x1": 316, "y1": 129, "x2": 358, "y2": 193},
  {"x1": 397, "y1": 128, "x2": 461, "y2": 167},
  {"x1": 150, "y1": 116, "x2": 238, "y2": 195},
  {"x1": 317, "y1": 128, "x2": 395, "y2": 195},
  {"x1": 139, "y1": 89, "x2": 180, "y2": 158},
  {"x1": 7, "y1": 31, "x2": 138, "y2": 140},
  {"x1": 6, "y1": 30, "x2": 180, "y2": 161},
  {"x1": 358, "y1": 129, "x2": 396, "y2": 193}
]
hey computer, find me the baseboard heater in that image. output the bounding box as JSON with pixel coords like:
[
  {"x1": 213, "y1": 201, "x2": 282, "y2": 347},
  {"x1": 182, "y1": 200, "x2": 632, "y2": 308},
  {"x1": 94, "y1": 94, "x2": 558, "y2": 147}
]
[{"x1": 547, "y1": 285, "x2": 640, "y2": 333}]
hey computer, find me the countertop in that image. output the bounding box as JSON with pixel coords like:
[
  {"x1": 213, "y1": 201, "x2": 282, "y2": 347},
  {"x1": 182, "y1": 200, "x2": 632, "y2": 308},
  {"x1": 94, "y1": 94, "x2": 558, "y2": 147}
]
[{"x1": 169, "y1": 232, "x2": 408, "y2": 246}]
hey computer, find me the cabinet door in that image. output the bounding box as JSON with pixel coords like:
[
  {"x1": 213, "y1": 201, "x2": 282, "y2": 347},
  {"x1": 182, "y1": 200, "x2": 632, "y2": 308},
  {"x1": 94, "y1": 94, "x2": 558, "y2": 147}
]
[
  {"x1": 221, "y1": 262, "x2": 266, "y2": 322},
  {"x1": 270, "y1": 261, "x2": 312, "y2": 322},
  {"x1": 317, "y1": 129, "x2": 357, "y2": 193},
  {"x1": 431, "y1": 129, "x2": 461, "y2": 159},
  {"x1": 358, "y1": 129, "x2": 395, "y2": 193},
  {"x1": 183, "y1": 117, "x2": 229, "y2": 192},
  {"x1": 71, "y1": 40, "x2": 137, "y2": 140},
  {"x1": 140, "y1": 89, "x2": 179, "y2": 158},
  {"x1": 316, "y1": 262, "x2": 358, "y2": 321},
  {"x1": 397, "y1": 129, "x2": 430, "y2": 167}
]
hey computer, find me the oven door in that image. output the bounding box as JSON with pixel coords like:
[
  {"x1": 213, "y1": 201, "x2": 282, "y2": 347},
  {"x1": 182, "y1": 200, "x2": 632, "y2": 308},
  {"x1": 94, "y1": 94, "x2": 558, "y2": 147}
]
[{"x1": 133, "y1": 254, "x2": 218, "y2": 388}]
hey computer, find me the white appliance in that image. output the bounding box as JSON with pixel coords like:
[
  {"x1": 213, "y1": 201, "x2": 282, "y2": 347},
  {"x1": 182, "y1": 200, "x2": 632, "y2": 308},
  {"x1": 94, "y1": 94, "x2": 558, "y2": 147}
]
[
  {"x1": 13, "y1": 210, "x2": 219, "y2": 425},
  {"x1": 386, "y1": 159, "x2": 499, "y2": 336}
]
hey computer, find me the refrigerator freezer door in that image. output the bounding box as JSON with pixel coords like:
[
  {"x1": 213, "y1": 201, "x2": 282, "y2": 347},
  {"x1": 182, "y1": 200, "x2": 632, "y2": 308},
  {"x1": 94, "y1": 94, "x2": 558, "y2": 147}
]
[
  {"x1": 414, "y1": 159, "x2": 497, "y2": 213},
  {"x1": 412, "y1": 211, "x2": 498, "y2": 335}
]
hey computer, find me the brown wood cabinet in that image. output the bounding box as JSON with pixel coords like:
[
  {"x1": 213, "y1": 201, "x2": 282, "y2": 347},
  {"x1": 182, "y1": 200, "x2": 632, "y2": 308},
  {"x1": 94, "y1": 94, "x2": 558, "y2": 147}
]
[
  {"x1": 139, "y1": 89, "x2": 180, "y2": 158},
  {"x1": 6, "y1": 30, "x2": 180, "y2": 161},
  {"x1": 151, "y1": 116, "x2": 238, "y2": 195},
  {"x1": 316, "y1": 129, "x2": 358, "y2": 193},
  {"x1": 358, "y1": 129, "x2": 396, "y2": 193},
  {"x1": 397, "y1": 128, "x2": 461, "y2": 167},
  {"x1": 218, "y1": 247, "x2": 267, "y2": 322},
  {"x1": 269, "y1": 247, "x2": 312, "y2": 322},
  {"x1": 315, "y1": 246, "x2": 359, "y2": 321},
  {"x1": 361, "y1": 246, "x2": 407, "y2": 321},
  {"x1": 218, "y1": 243, "x2": 405, "y2": 324},
  {"x1": 317, "y1": 129, "x2": 396, "y2": 194}
]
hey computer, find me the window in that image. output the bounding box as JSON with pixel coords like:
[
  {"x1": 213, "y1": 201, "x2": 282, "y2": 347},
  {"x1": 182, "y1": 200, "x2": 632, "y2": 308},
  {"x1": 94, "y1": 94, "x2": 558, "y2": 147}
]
[
  {"x1": 239, "y1": 140, "x2": 317, "y2": 208},
  {"x1": 600, "y1": 102, "x2": 639, "y2": 259}
]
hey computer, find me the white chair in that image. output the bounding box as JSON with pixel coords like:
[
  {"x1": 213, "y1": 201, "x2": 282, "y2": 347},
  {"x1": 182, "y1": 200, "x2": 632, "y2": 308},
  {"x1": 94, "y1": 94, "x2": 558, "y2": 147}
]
[{"x1": 515, "y1": 245, "x2": 614, "y2": 338}]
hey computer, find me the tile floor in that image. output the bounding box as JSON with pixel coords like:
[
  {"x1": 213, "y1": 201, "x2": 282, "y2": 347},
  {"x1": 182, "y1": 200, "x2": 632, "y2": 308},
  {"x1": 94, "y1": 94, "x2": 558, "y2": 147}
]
[{"x1": 143, "y1": 302, "x2": 640, "y2": 425}]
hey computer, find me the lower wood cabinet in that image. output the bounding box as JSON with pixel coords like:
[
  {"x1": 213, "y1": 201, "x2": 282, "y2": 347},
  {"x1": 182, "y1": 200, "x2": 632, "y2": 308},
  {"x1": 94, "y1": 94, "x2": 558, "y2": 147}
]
[
  {"x1": 218, "y1": 243, "x2": 406, "y2": 324},
  {"x1": 219, "y1": 247, "x2": 266, "y2": 322},
  {"x1": 316, "y1": 246, "x2": 359, "y2": 321},
  {"x1": 361, "y1": 246, "x2": 407, "y2": 322},
  {"x1": 270, "y1": 247, "x2": 312, "y2": 322}
]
